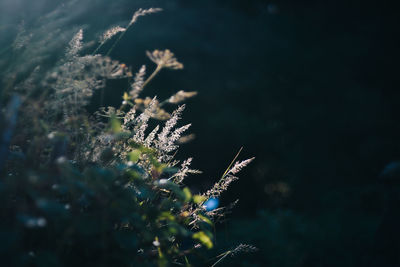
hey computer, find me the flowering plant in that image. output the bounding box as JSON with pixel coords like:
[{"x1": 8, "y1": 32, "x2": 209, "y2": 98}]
[{"x1": 0, "y1": 6, "x2": 256, "y2": 266}]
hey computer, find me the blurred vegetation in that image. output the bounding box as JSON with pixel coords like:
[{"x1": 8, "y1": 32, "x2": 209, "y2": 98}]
[
  {"x1": 0, "y1": 5, "x2": 257, "y2": 266},
  {"x1": 1, "y1": 0, "x2": 400, "y2": 266}
]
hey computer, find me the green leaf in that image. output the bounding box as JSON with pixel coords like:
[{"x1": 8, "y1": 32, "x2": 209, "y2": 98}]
[
  {"x1": 193, "y1": 195, "x2": 207, "y2": 205},
  {"x1": 153, "y1": 162, "x2": 167, "y2": 173},
  {"x1": 157, "y1": 211, "x2": 175, "y2": 222},
  {"x1": 192, "y1": 231, "x2": 213, "y2": 249},
  {"x1": 128, "y1": 149, "x2": 141, "y2": 163},
  {"x1": 114, "y1": 231, "x2": 138, "y2": 249},
  {"x1": 123, "y1": 92, "x2": 129, "y2": 101},
  {"x1": 197, "y1": 214, "x2": 213, "y2": 226},
  {"x1": 156, "y1": 180, "x2": 186, "y2": 200},
  {"x1": 109, "y1": 114, "x2": 122, "y2": 133},
  {"x1": 183, "y1": 187, "x2": 192, "y2": 202}
]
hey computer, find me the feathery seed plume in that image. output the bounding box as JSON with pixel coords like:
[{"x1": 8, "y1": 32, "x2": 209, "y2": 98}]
[
  {"x1": 228, "y1": 157, "x2": 255, "y2": 175},
  {"x1": 100, "y1": 26, "x2": 126, "y2": 43},
  {"x1": 66, "y1": 29, "x2": 83, "y2": 59},
  {"x1": 129, "y1": 8, "x2": 163, "y2": 27},
  {"x1": 144, "y1": 125, "x2": 159, "y2": 147},
  {"x1": 133, "y1": 97, "x2": 157, "y2": 143},
  {"x1": 173, "y1": 158, "x2": 202, "y2": 183},
  {"x1": 168, "y1": 90, "x2": 198, "y2": 104},
  {"x1": 157, "y1": 105, "x2": 185, "y2": 152},
  {"x1": 129, "y1": 65, "x2": 146, "y2": 99}
]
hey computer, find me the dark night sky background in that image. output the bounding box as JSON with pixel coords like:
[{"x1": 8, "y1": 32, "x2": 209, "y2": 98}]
[{"x1": 1, "y1": 0, "x2": 400, "y2": 265}]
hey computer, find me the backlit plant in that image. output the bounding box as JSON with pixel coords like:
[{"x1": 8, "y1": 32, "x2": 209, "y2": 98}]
[{"x1": 0, "y1": 6, "x2": 256, "y2": 266}]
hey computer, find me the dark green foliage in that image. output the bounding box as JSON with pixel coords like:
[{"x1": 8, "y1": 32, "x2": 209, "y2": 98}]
[
  {"x1": 0, "y1": 138, "x2": 216, "y2": 266},
  {"x1": 0, "y1": 5, "x2": 255, "y2": 266}
]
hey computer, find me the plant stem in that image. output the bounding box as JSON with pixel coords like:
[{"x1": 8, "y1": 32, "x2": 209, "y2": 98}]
[
  {"x1": 210, "y1": 251, "x2": 231, "y2": 267},
  {"x1": 184, "y1": 255, "x2": 190, "y2": 267},
  {"x1": 92, "y1": 41, "x2": 105, "y2": 55},
  {"x1": 105, "y1": 30, "x2": 127, "y2": 57},
  {"x1": 221, "y1": 147, "x2": 243, "y2": 178},
  {"x1": 142, "y1": 64, "x2": 162, "y2": 88},
  {"x1": 100, "y1": 86, "x2": 105, "y2": 107}
]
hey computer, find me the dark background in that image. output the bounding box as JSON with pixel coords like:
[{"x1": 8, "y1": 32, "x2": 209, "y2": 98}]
[{"x1": 1, "y1": 0, "x2": 400, "y2": 266}]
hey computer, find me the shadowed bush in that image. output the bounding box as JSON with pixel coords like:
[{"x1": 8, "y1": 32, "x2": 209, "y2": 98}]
[{"x1": 0, "y1": 5, "x2": 255, "y2": 266}]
